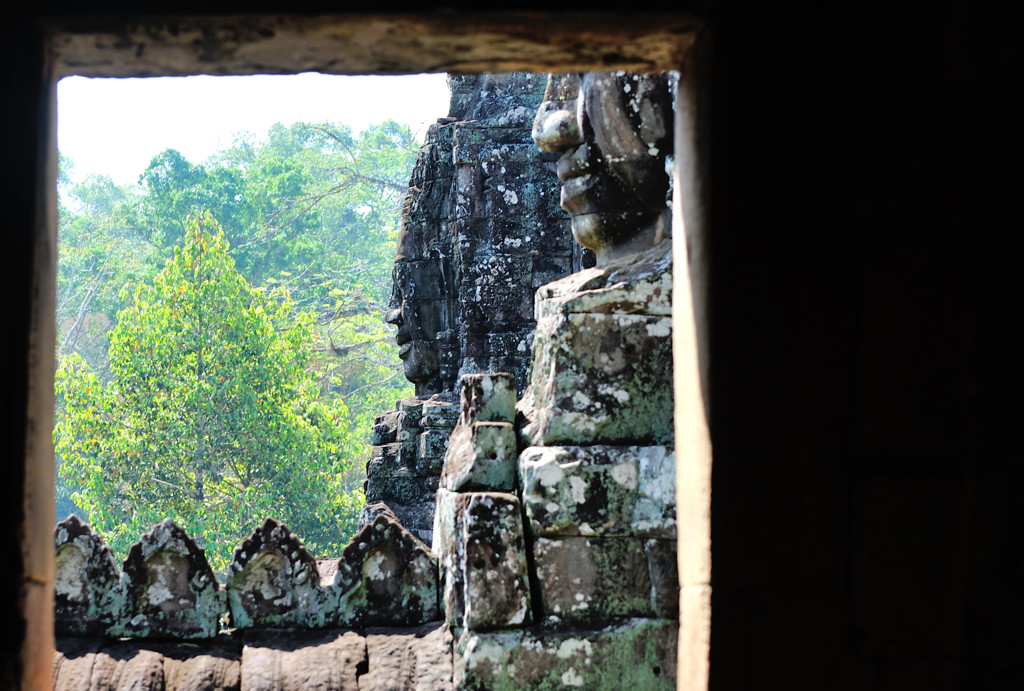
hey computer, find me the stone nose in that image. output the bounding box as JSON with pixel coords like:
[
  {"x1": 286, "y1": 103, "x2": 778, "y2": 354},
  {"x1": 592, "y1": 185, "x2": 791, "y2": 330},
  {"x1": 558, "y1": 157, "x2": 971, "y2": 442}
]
[
  {"x1": 532, "y1": 103, "x2": 583, "y2": 153},
  {"x1": 532, "y1": 73, "x2": 583, "y2": 153},
  {"x1": 385, "y1": 308, "x2": 403, "y2": 326}
]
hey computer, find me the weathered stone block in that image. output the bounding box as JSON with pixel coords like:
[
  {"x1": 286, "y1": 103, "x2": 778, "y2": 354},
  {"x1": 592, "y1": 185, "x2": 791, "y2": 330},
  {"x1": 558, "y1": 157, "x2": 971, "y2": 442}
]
[
  {"x1": 226, "y1": 518, "x2": 332, "y2": 629},
  {"x1": 533, "y1": 536, "x2": 653, "y2": 625},
  {"x1": 119, "y1": 519, "x2": 225, "y2": 639},
  {"x1": 241, "y1": 629, "x2": 365, "y2": 691},
  {"x1": 365, "y1": 472, "x2": 439, "y2": 506},
  {"x1": 370, "y1": 410, "x2": 401, "y2": 445},
  {"x1": 363, "y1": 623, "x2": 454, "y2": 691},
  {"x1": 453, "y1": 618, "x2": 676, "y2": 690},
  {"x1": 632, "y1": 445, "x2": 677, "y2": 539},
  {"x1": 420, "y1": 397, "x2": 459, "y2": 428},
  {"x1": 441, "y1": 421, "x2": 518, "y2": 492},
  {"x1": 519, "y1": 311, "x2": 674, "y2": 446},
  {"x1": 433, "y1": 489, "x2": 531, "y2": 630},
  {"x1": 432, "y1": 489, "x2": 466, "y2": 624},
  {"x1": 333, "y1": 513, "x2": 439, "y2": 627},
  {"x1": 534, "y1": 240, "x2": 673, "y2": 317},
  {"x1": 519, "y1": 445, "x2": 640, "y2": 537},
  {"x1": 461, "y1": 493, "x2": 532, "y2": 630},
  {"x1": 54, "y1": 515, "x2": 124, "y2": 636},
  {"x1": 458, "y1": 372, "x2": 516, "y2": 424},
  {"x1": 366, "y1": 442, "x2": 414, "y2": 477},
  {"x1": 645, "y1": 539, "x2": 679, "y2": 619},
  {"x1": 520, "y1": 443, "x2": 676, "y2": 539},
  {"x1": 417, "y1": 428, "x2": 452, "y2": 469}
]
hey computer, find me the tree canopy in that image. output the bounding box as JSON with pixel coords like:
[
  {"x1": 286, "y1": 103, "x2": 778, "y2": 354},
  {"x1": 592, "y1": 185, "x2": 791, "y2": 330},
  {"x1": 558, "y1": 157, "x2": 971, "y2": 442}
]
[{"x1": 55, "y1": 120, "x2": 419, "y2": 567}]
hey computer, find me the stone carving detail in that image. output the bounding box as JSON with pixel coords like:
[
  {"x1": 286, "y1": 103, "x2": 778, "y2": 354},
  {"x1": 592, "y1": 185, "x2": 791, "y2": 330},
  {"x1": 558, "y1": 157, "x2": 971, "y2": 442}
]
[
  {"x1": 226, "y1": 517, "x2": 329, "y2": 629},
  {"x1": 366, "y1": 72, "x2": 575, "y2": 548},
  {"x1": 54, "y1": 515, "x2": 124, "y2": 636},
  {"x1": 332, "y1": 512, "x2": 439, "y2": 627},
  {"x1": 52, "y1": 515, "x2": 443, "y2": 639},
  {"x1": 533, "y1": 72, "x2": 675, "y2": 265},
  {"x1": 387, "y1": 72, "x2": 578, "y2": 399},
  {"x1": 119, "y1": 518, "x2": 225, "y2": 639}
]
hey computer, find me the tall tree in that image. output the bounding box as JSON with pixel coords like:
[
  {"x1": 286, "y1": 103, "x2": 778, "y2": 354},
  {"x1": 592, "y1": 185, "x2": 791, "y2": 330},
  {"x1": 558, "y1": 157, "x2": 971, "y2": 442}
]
[{"x1": 55, "y1": 214, "x2": 363, "y2": 569}]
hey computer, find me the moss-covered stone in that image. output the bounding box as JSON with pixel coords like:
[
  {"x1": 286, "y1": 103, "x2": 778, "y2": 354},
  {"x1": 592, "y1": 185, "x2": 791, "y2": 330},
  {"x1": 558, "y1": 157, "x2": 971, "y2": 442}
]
[
  {"x1": 441, "y1": 421, "x2": 518, "y2": 492},
  {"x1": 434, "y1": 490, "x2": 531, "y2": 630},
  {"x1": 519, "y1": 445, "x2": 640, "y2": 537},
  {"x1": 226, "y1": 518, "x2": 332, "y2": 630},
  {"x1": 54, "y1": 516, "x2": 125, "y2": 637},
  {"x1": 119, "y1": 519, "x2": 225, "y2": 639},
  {"x1": 532, "y1": 536, "x2": 653, "y2": 625},
  {"x1": 333, "y1": 513, "x2": 439, "y2": 627},
  {"x1": 453, "y1": 618, "x2": 676, "y2": 690}
]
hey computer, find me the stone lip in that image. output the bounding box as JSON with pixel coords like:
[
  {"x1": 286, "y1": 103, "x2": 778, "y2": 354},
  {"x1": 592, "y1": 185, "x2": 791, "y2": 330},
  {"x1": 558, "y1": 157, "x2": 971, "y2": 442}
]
[{"x1": 534, "y1": 239, "x2": 672, "y2": 317}]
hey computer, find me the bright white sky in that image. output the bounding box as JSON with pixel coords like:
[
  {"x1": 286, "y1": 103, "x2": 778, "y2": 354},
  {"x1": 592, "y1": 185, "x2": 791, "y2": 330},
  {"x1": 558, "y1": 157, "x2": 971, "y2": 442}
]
[{"x1": 57, "y1": 72, "x2": 452, "y2": 186}]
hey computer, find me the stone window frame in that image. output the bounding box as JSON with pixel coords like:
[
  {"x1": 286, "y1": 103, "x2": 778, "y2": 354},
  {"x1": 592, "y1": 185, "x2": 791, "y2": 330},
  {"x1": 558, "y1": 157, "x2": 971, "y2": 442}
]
[{"x1": 23, "y1": 12, "x2": 712, "y2": 689}]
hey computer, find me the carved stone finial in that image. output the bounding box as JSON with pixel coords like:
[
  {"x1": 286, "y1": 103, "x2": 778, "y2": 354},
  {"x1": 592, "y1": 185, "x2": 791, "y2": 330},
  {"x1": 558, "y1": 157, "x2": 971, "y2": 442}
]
[
  {"x1": 226, "y1": 517, "x2": 329, "y2": 629},
  {"x1": 333, "y1": 513, "x2": 439, "y2": 627},
  {"x1": 54, "y1": 515, "x2": 124, "y2": 636},
  {"x1": 119, "y1": 519, "x2": 225, "y2": 639}
]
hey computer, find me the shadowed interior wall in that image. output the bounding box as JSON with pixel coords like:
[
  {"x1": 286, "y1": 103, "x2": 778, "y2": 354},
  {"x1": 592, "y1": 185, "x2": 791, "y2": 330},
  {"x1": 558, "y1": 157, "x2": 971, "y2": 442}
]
[{"x1": 705, "y1": 5, "x2": 1022, "y2": 689}]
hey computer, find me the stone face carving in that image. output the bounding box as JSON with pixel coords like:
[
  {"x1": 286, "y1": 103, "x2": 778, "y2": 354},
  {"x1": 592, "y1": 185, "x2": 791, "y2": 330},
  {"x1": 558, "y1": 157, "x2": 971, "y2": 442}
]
[
  {"x1": 52, "y1": 70, "x2": 682, "y2": 689},
  {"x1": 387, "y1": 73, "x2": 577, "y2": 397},
  {"x1": 368, "y1": 72, "x2": 575, "y2": 548},
  {"x1": 533, "y1": 73, "x2": 675, "y2": 265}
]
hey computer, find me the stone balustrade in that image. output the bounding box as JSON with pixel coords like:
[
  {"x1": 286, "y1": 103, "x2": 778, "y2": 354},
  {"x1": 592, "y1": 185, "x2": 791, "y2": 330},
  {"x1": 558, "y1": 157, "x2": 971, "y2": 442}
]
[{"x1": 54, "y1": 513, "x2": 439, "y2": 639}]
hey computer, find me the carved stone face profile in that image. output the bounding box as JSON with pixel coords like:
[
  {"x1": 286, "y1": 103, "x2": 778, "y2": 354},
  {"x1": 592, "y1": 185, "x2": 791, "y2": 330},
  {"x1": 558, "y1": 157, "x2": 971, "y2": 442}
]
[
  {"x1": 533, "y1": 72, "x2": 675, "y2": 265},
  {"x1": 386, "y1": 224, "x2": 454, "y2": 395}
]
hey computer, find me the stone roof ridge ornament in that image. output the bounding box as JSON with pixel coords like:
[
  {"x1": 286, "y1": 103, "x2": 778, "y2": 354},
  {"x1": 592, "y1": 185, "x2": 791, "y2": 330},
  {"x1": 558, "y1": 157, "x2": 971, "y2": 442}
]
[
  {"x1": 118, "y1": 518, "x2": 225, "y2": 639},
  {"x1": 226, "y1": 517, "x2": 332, "y2": 629},
  {"x1": 333, "y1": 512, "x2": 440, "y2": 627},
  {"x1": 54, "y1": 515, "x2": 125, "y2": 637}
]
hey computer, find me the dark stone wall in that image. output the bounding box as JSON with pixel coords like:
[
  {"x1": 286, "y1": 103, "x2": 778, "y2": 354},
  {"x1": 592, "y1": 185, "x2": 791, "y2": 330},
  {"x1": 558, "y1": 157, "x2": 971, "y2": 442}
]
[
  {"x1": 4, "y1": 3, "x2": 1023, "y2": 689},
  {"x1": 704, "y1": 4, "x2": 1023, "y2": 689}
]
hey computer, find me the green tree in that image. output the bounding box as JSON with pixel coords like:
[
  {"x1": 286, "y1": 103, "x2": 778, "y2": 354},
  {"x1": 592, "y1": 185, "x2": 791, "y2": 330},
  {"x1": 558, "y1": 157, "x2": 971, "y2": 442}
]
[{"x1": 55, "y1": 214, "x2": 363, "y2": 570}]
